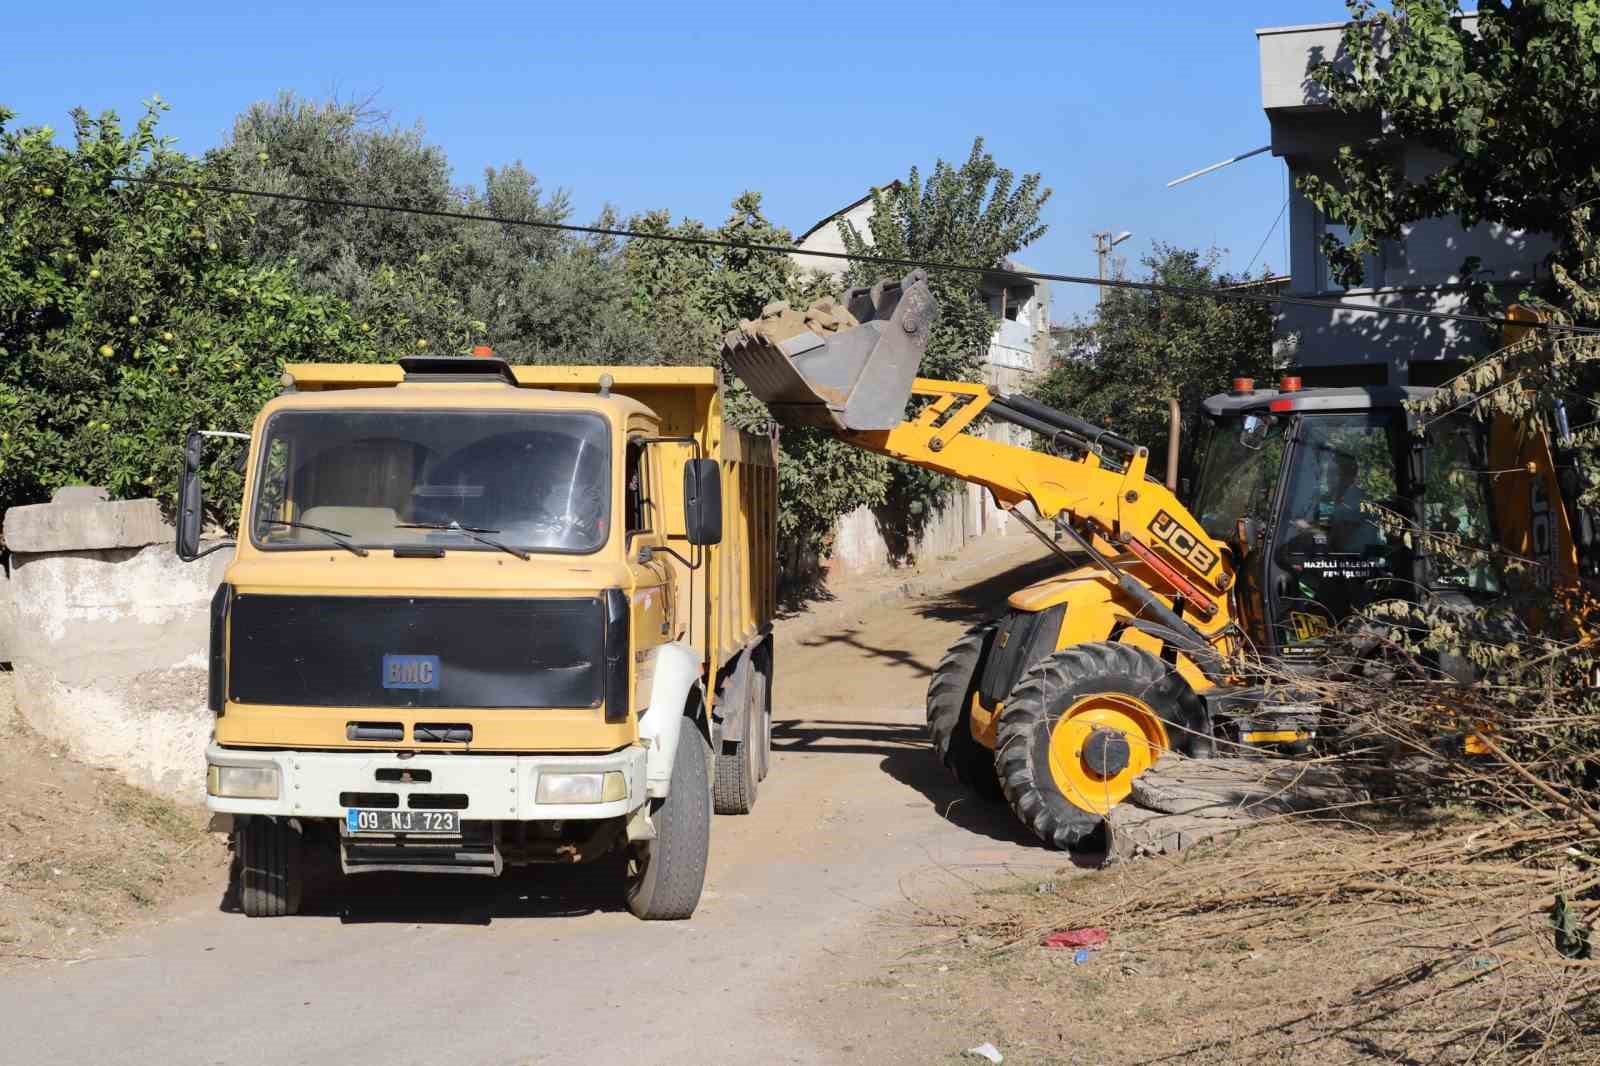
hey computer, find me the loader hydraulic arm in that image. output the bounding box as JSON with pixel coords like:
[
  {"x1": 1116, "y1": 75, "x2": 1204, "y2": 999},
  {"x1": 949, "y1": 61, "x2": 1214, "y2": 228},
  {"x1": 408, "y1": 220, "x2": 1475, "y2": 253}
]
[
  {"x1": 844, "y1": 377, "x2": 1234, "y2": 617},
  {"x1": 720, "y1": 268, "x2": 1235, "y2": 624}
]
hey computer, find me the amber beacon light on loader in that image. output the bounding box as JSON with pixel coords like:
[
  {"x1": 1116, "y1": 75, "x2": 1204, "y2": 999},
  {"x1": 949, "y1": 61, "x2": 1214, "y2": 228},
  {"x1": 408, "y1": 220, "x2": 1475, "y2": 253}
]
[{"x1": 724, "y1": 271, "x2": 1584, "y2": 850}]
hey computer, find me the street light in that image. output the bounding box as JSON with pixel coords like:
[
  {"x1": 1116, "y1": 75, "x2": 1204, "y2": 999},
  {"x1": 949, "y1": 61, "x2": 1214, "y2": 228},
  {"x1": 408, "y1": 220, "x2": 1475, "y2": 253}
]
[{"x1": 1093, "y1": 230, "x2": 1134, "y2": 304}]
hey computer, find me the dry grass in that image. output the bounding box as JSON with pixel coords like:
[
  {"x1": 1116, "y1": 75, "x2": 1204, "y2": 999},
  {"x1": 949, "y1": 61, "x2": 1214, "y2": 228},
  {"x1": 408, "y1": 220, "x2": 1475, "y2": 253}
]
[
  {"x1": 879, "y1": 609, "x2": 1600, "y2": 1064},
  {"x1": 884, "y1": 813, "x2": 1593, "y2": 1065},
  {"x1": 0, "y1": 672, "x2": 228, "y2": 966}
]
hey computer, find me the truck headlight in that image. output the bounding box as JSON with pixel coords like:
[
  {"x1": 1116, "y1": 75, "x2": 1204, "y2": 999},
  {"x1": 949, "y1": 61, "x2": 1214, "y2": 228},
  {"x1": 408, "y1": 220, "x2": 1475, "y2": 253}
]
[
  {"x1": 207, "y1": 764, "x2": 280, "y2": 800},
  {"x1": 536, "y1": 771, "x2": 627, "y2": 804}
]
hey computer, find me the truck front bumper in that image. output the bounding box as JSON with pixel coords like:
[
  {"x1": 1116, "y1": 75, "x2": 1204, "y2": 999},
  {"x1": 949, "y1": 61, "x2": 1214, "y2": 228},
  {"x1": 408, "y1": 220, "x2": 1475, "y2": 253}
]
[{"x1": 204, "y1": 742, "x2": 648, "y2": 824}]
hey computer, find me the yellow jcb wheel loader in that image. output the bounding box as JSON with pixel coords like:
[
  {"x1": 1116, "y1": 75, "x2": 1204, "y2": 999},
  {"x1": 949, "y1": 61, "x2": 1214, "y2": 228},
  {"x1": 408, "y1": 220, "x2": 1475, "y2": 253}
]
[{"x1": 723, "y1": 271, "x2": 1586, "y2": 849}]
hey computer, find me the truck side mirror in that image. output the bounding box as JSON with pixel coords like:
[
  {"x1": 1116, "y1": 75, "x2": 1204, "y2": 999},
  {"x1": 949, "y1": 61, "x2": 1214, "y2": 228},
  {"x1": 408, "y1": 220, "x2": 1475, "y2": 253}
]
[
  {"x1": 684, "y1": 458, "x2": 722, "y2": 546},
  {"x1": 177, "y1": 430, "x2": 205, "y2": 561}
]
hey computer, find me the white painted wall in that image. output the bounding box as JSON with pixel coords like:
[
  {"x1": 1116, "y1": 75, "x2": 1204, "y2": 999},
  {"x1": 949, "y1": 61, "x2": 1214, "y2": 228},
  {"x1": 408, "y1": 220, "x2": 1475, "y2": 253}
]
[
  {"x1": 791, "y1": 197, "x2": 878, "y2": 279},
  {"x1": 4, "y1": 495, "x2": 229, "y2": 799}
]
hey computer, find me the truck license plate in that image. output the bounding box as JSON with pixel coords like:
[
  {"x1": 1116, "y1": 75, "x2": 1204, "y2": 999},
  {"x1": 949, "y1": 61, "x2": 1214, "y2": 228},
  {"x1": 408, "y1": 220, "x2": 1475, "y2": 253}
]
[{"x1": 346, "y1": 809, "x2": 460, "y2": 834}]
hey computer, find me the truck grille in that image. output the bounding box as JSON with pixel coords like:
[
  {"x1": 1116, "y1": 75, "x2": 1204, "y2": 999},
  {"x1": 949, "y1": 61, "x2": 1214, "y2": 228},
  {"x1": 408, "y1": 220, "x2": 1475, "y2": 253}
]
[{"x1": 228, "y1": 595, "x2": 604, "y2": 709}]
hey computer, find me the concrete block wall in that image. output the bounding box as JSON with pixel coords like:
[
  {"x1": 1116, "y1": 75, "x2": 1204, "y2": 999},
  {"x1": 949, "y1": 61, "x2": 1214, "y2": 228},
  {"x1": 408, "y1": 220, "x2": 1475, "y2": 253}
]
[{"x1": 3, "y1": 489, "x2": 226, "y2": 798}]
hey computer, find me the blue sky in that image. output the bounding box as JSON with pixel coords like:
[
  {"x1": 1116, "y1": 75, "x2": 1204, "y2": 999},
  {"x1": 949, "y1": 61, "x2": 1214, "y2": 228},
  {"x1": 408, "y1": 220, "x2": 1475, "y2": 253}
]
[{"x1": 6, "y1": 0, "x2": 1354, "y2": 321}]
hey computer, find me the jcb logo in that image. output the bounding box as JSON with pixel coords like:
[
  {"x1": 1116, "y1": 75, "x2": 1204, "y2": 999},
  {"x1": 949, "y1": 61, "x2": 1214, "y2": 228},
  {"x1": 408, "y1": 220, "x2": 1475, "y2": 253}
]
[
  {"x1": 1148, "y1": 510, "x2": 1218, "y2": 574},
  {"x1": 1288, "y1": 611, "x2": 1330, "y2": 643}
]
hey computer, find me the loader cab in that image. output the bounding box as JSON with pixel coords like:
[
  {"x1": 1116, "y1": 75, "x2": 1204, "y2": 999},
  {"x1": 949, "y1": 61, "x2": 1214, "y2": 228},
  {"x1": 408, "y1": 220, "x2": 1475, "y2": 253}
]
[{"x1": 1192, "y1": 382, "x2": 1500, "y2": 661}]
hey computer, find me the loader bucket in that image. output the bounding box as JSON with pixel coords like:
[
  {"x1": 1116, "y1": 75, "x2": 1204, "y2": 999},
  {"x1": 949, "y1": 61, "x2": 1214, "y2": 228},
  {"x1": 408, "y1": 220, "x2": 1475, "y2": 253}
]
[{"x1": 721, "y1": 270, "x2": 938, "y2": 432}]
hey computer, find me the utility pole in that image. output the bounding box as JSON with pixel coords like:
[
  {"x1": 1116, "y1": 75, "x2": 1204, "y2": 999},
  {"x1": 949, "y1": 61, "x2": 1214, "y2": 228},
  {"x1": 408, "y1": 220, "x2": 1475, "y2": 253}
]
[{"x1": 1092, "y1": 230, "x2": 1133, "y2": 305}]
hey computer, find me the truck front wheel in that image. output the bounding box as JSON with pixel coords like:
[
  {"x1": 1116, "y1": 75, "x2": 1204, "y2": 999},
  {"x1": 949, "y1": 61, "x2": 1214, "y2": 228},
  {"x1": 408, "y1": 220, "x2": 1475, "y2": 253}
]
[
  {"x1": 236, "y1": 817, "x2": 304, "y2": 917},
  {"x1": 627, "y1": 722, "x2": 711, "y2": 920}
]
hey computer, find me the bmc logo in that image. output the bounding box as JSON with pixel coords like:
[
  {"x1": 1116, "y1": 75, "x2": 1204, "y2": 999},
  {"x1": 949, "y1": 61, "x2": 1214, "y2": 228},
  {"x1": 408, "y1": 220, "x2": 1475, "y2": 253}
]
[
  {"x1": 1148, "y1": 511, "x2": 1218, "y2": 574},
  {"x1": 382, "y1": 654, "x2": 440, "y2": 690}
]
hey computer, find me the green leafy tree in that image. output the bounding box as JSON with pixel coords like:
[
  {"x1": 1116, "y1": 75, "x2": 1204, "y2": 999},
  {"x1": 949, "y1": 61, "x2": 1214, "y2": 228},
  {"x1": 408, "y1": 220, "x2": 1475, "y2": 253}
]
[
  {"x1": 0, "y1": 101, "x2": 409, "y2": 525},
  {"x1": 620, "y1": 193, "x2": 881, "y2": 564},
  {"x1": 1033, "y1": 245, "x2": 1276, "y2": 478},
  {"x1": 221, "y1": 94, "x2": 629, "y2": 359},
  {"x1": 837, "y1": 138, "x2": 1050, "y2": 548},
  {"x1": 1301, "y1": 1, "x2": 1600, "y2": 307},
  {"x1": 1299, "y1": 2, "x2": 1600, "y2": 799}
]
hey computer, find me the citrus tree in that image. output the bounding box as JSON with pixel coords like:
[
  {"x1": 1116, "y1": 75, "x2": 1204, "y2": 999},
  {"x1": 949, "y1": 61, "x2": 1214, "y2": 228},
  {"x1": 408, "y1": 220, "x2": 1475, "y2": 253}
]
[{"x1": 0, "y1": 101, "x2": 415, "y2": 526}]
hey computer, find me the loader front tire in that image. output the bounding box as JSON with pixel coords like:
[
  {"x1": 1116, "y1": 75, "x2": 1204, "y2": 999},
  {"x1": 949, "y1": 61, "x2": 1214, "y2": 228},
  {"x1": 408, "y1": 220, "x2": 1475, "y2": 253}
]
[
  {"x1": 236, "y1": 817, "x2": 303, "y2": 917},
  {"x1": 997, "y1": 642, "x2": 1203, "y2": 850},
  {"x1": 627, "y1": 722, "x2": 711, "y2": 920},
  {"x1": 926, "y1": 623, "x2": 1003, "y2": 801}
]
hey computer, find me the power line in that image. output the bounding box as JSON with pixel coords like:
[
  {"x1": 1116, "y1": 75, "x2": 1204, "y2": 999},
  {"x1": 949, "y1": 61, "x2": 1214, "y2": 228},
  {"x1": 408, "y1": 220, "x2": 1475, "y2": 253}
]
[
  {"x1": 117, "y1": 174, "x2": 1600, "y2": 337},
  {"x1": 1244, "y1": 198, "x2": 1289, "y2": 278}
]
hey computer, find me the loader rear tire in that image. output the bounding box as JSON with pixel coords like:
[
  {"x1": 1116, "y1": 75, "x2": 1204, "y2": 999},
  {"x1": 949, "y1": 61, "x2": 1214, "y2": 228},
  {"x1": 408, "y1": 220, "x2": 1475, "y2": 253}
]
[
  {"x1": 627, "y1": 723, "x2": 711, "y2": 920},
  {"x1": 236, "y1": 817, "x2": 303, "y2": 917},
  {"x1": 926, "y1": 623, "x2": 1003, "y2": 801},
  {"x1": 996, "y1": 642, "x2": 1203, "y2": 850}
]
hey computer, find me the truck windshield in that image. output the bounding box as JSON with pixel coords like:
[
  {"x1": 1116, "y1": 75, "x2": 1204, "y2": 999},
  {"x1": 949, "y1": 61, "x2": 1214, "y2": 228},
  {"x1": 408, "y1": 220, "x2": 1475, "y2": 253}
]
[
  {"x1": 1189, "y1": 413, "x2": 1286, "y2": 540},
  {"x1": 251, "y1": 409, "x2": 611, "y2": 554}
]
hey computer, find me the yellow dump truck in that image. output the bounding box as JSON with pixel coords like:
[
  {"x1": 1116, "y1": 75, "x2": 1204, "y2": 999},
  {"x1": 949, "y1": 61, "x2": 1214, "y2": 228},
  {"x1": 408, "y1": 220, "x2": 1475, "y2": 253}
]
[{"x1": 177, "y1": 355, "x2": 776, "y2": 920}]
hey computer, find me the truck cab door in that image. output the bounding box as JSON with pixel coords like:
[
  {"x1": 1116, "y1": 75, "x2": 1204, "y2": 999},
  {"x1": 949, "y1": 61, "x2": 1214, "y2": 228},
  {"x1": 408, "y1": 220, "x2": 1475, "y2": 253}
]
[{"x1": 625, "y1": 436, "x2": 673, "y2": 633}]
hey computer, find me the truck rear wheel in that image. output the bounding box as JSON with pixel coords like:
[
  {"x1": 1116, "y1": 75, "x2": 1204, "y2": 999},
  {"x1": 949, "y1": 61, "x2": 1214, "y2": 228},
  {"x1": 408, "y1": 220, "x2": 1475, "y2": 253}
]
[
  {"x1": 627, "y1": 723, "x2": 711, "y2": 920},
  {"x1": 926, "y1": 623, "x2": 1003, "y2": 801},
  {"x1": 996, "y1": 642, "x2": 1201, "y2": 850},
  {"x1": 713, "y1": 678, "x2": 760, "y2": 816},
  {"x1": 236, "y1": 817, "x2": 304, "y2": 917}
]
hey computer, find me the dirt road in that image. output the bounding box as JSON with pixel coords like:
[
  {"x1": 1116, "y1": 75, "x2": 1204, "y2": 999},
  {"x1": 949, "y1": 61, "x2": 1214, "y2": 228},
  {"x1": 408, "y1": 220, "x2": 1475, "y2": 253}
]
[{"x1": 0, "y1": 539, "x2": 1064, "y2": 1066}]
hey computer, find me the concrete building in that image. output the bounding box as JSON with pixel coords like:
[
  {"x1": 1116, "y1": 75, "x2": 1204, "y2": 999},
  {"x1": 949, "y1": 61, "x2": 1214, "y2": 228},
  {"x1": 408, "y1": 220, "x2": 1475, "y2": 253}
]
[
  {"x1": 1257, "y1": 17, "x2": 1551, "y2": 384},
  {"x1": 790, "y1": 190, "x2": 1055, "y2": 571}
]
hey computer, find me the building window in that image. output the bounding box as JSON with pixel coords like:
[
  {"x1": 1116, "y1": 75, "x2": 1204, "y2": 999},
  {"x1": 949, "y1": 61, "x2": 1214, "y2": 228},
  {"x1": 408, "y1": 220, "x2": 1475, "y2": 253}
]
[{"x1": 1316, "y1": 217, "x2": 1384, "y2": 293}]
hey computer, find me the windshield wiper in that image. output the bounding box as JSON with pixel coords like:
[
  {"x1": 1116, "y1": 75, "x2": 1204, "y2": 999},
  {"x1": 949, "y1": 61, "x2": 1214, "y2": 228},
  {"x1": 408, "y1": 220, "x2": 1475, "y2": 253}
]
[
  {"x1": 396, "y1": 521, "x2": 530, "y2": 561},
  {"x1": 261, "y1": 519, "x2": 369, "y2": 557}
]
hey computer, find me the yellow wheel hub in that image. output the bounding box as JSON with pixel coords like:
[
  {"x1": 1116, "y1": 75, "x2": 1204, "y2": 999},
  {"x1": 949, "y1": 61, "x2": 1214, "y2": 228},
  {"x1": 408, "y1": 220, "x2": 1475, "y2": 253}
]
[{"x1": 1046, "y1": 695, "x2": 1168, "y2": 816}]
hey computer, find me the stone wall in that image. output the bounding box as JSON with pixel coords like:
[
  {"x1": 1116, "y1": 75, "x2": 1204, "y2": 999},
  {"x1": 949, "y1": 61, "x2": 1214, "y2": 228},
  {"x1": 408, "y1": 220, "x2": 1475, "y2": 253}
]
[{"x1": 4, "y1": 490, "x2": 225, "y2": 798}]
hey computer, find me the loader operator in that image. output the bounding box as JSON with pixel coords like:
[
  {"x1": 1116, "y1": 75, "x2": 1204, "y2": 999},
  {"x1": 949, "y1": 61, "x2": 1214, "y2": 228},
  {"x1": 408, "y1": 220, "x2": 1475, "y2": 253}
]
[
  {"x1": 1290, "y1": 452, "x2": 1378, "y2": 553},
  {"x1": 1275, "y1": 448, "x2": 1396, "y2": 654}
]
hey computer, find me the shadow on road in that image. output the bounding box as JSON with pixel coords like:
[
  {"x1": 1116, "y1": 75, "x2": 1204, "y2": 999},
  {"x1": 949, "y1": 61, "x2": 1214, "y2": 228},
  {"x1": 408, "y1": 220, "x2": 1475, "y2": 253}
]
[
  {"x1": 910, "y1": 553, "x2": 1069, "y2": 623},
  {"x1": 878, "y1": 744, "x2": 1050, "y2": 851},
  {"x1": 772, "y1": 717, "x2": 1047, "y2": 851},
  {"x1": 219, "y1": 848, "x2": 629, "y2": 924},
  {"x1": 795, "y1": 628, "x2": 940, "y2": 679},
  {"x1": 772, "y1": 717, "x2": 926, "y2": 757}
]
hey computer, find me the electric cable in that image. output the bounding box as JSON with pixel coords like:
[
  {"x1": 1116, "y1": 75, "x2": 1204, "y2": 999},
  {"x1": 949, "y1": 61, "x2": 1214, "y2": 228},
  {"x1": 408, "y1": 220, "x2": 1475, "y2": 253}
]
[
  {"x1": 115, "y1": 174, "x2": 1600, "y2": 337},
  {"x1": 1243, "y1": 197, "x2": 1289, "y2": 278}
]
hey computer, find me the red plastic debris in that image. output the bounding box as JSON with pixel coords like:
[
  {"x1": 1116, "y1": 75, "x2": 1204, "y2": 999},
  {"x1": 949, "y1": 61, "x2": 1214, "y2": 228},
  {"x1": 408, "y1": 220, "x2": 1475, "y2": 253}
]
[{"x1": 1043, "y1": 927, "x2": 1109, "y2": 949}]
